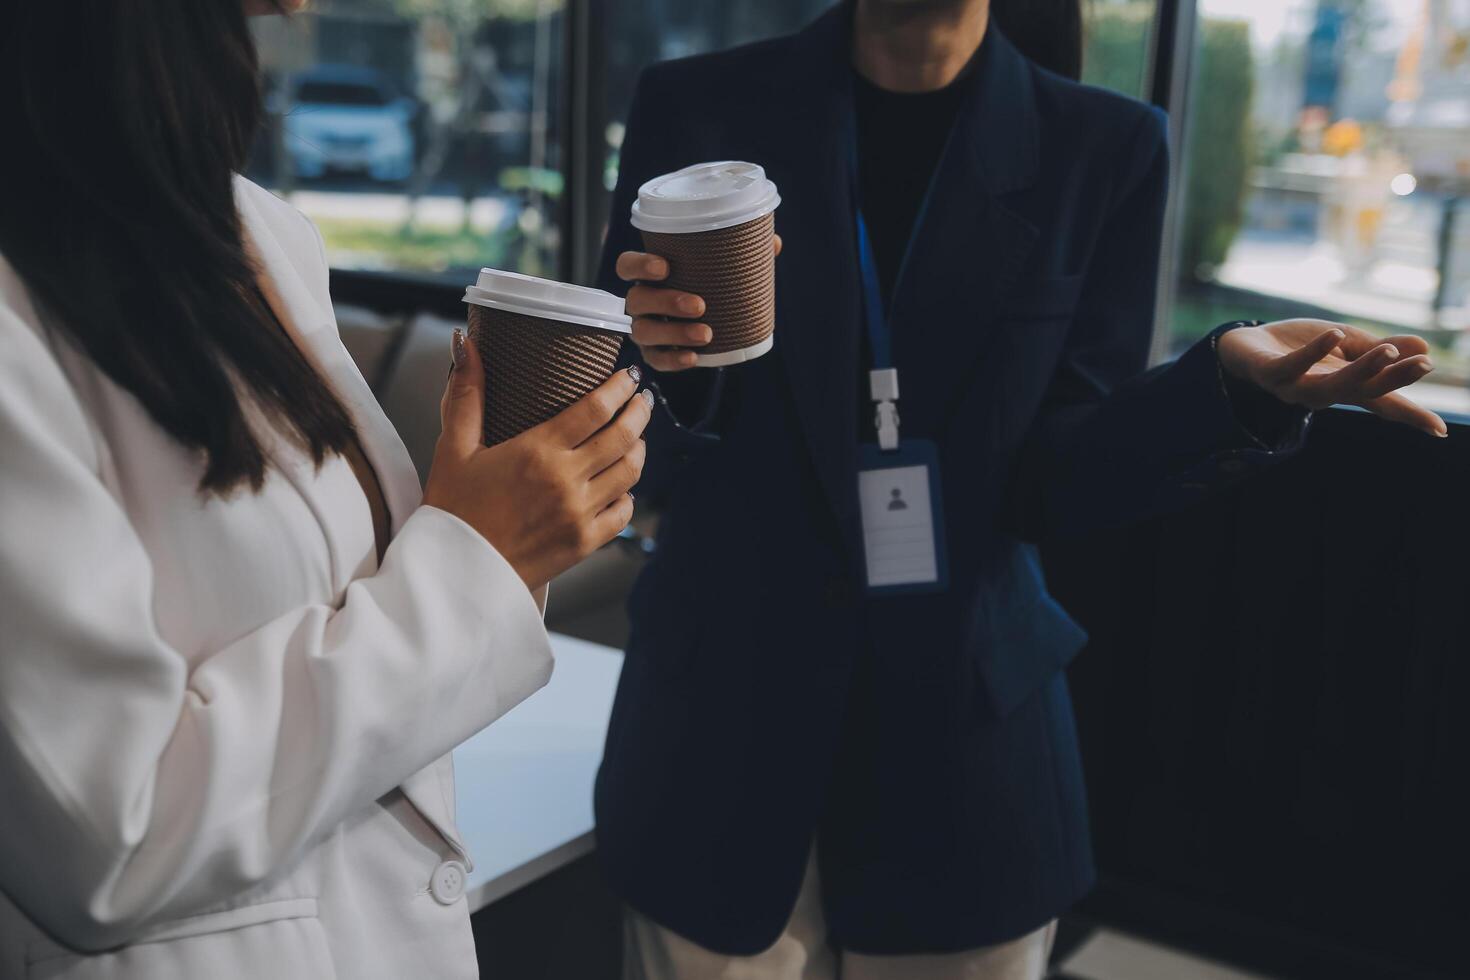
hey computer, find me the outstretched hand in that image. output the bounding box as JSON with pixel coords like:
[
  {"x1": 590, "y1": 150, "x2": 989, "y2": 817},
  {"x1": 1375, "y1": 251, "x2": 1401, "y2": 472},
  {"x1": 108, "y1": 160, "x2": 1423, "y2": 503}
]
[{"x1": 1217, "y1": 319, "x2": 1446, "y2": 438}]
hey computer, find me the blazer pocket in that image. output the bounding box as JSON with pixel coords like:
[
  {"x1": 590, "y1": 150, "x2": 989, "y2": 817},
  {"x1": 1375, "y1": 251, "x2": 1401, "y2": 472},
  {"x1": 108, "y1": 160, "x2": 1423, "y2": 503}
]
[
  {"x1": 27, "y1": 899, "x2": 334, "y2": 980},
  {"x1": 972, "y1": 592, "x2": 1089, "y2": 720},
  {"x1": 998, "y1": 274, "x2": 1085, "y2": 323}
]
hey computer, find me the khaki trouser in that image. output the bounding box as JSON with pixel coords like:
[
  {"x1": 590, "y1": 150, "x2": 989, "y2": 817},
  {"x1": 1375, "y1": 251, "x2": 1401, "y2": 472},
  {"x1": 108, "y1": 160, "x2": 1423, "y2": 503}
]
[{"x1": 623, "y1": 853, "x2": 1057, "y2": 980}]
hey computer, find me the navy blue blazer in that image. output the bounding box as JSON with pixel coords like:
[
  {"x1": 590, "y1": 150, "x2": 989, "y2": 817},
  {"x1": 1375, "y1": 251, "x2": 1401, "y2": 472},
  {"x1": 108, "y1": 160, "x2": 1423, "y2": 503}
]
[{"x1": 594, "y1": 3, "x2": 1306, "y2": 957}]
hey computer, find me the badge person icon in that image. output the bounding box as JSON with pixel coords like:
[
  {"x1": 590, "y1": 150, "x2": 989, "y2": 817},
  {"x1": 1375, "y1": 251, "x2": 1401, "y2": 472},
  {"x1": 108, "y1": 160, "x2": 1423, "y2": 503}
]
[{"x1": 888, "y1": 487, "x2": 908, "y2": 511}]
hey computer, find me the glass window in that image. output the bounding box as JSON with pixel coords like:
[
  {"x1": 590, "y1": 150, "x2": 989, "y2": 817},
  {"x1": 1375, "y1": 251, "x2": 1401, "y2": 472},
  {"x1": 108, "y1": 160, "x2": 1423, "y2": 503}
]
[
  {"x1": 1166, "y1": 0, "x2": 1470, "y2": 415},
  {"x1": 1083, "y1": 0, "x2": 1163, "y2": 101},
  {"x1": 248, "y1": 0, "x2": 564, "y2": 281},
  {"x1": 593, "y1": 1, "x2": 833, "y2": 266}
]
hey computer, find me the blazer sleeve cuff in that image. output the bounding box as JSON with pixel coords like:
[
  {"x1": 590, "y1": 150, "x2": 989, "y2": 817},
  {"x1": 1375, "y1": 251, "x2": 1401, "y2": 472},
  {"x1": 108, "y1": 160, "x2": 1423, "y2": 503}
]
[
  {"x1": 1211, "y1": 321, "x2": 1313, "y2": 453},
  {"x1": 389, "y1": 505, "x2": 555, "y2": 721},
  {"x1": 1171, "y1": 323, "x2": 1313, "y2": 453},
  {"x1": 1156, "y1": 323, "x2": 1312, "y2": 492}
]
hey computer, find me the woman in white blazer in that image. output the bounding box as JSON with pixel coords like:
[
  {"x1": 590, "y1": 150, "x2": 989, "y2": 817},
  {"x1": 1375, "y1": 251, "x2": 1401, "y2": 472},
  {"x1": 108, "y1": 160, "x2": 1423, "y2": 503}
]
[{"x1": 0, "y1": 2, "x2": 649, "y2": 977}]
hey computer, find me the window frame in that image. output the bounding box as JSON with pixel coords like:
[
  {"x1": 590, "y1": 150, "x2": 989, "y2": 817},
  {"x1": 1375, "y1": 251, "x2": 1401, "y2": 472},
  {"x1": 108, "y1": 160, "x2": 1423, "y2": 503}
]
[{"x1": 1146, "y1": 0, "x2": 1200, "y2": 367}]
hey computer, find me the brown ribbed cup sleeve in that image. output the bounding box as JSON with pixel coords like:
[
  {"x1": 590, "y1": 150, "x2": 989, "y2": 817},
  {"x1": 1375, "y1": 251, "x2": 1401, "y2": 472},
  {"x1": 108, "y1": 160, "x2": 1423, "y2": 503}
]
[
  {"x1": 467, "y1": 305, "x2": 624, "y2": 446},
  {"x1": 640, "y1": 212, "x2": 775, "y2": 358}
]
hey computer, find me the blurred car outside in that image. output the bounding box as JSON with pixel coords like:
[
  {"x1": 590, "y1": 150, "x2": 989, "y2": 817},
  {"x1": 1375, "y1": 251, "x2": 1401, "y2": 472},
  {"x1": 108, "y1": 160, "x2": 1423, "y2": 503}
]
[{"x1": 283, "y1": 64, "x2": 418, "y2": 184}]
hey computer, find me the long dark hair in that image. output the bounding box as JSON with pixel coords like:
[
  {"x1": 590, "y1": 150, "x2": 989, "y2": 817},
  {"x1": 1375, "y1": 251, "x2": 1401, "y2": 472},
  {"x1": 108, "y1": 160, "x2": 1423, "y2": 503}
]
[
  {"x1": 992, "y1": 0, "x2": 1083, "y2": 81},
  {"x1": 0, "y1": 1, "x2": 357, "y2": 494}
]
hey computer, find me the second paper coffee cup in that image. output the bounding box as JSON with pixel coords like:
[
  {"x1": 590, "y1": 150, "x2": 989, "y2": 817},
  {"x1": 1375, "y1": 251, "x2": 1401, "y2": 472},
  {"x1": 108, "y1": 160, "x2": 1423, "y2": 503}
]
[
  {"x1": 631, "y1": 161, "x2": 780, "y2": 367},
  {"x1": 462, "y1": 269, "x2": 632, "y2": 446}
]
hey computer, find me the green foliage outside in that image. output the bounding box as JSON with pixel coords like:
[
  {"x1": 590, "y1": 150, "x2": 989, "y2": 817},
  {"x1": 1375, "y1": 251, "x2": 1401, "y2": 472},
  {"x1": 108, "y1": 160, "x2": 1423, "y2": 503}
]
[
  {"x1": 1081, "y1": 2, "x2": 1152, "y2": 100},
  {"x1": 315, "y1": 218, "x2": 514, "y2": 275},
  {"x1": 389, "y1": 0, "x2": 559, "y2": 23},
  {"x1": 1179, "y1": 19, "x2": 1253, "y2": 280},
  {"x1": 1081, "y1": 6, "x2": 1255, "y2": 286}
]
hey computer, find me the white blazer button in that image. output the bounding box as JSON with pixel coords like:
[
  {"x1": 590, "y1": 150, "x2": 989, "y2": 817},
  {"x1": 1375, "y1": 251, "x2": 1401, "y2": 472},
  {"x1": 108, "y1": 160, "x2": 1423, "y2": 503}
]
[{"x1": 430, "y1": 860, "x2": 468, "y2": 905}]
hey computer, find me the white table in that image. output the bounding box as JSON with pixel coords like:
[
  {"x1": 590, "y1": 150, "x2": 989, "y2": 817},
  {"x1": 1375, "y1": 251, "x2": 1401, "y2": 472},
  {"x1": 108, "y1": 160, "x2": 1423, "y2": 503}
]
[{"x1": 453, "y1": 633, "x2": 624, "y2": 912}]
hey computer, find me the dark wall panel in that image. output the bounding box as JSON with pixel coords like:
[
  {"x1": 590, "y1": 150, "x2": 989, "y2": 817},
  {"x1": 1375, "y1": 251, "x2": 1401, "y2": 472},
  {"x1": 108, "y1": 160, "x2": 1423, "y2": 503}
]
[{"x1": 1046, "y1": 408, "x2": 1470, "y2": 979}]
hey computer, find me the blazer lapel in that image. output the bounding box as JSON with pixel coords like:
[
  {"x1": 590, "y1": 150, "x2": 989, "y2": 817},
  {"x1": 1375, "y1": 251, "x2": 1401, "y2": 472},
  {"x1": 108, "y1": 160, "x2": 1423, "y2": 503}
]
[
  {"x1": 769, "y1": 6, "x2": 864, "y2": 546},
  {"x1": 886, "y1": 28, "x2": 1041, "y2": 438},
  {"x1": 767, "y1": 12, "x2": 1044, "y2": 551},
  {"x1": 237, "y1": 185, "x2": 471, "y2": 859},
  {"x1": 236, "y1": 184, "x2": 425, "y2": 534}
]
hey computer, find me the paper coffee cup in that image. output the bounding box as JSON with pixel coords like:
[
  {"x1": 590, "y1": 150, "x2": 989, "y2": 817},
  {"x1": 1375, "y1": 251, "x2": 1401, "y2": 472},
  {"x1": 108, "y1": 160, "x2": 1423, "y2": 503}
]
[
  {"x1": 631, "y1": 161, "x2": 780, "y2": 367},
  {"x1": 462, "y1": 269, "x2": 632, "y2": 446}
]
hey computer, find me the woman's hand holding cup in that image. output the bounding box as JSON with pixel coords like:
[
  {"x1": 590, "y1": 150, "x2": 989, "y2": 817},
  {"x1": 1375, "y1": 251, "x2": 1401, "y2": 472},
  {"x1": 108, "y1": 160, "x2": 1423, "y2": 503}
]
[
  {"x1": 424, "y1": 331, "x2": 652, "y2": 592},
  {"x1": 619, "y1": 235, "x2": 782, "y2": 373}
]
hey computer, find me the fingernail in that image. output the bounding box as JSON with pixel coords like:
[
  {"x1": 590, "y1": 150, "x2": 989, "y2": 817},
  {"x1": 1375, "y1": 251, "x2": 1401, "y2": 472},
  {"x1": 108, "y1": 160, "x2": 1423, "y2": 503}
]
[
  {"x1": 650, "y1": 258, "x2": 668, "y2": 277},
  {"x1": 451, "y1": 329, "x2": 467, "y2": 369},
  {"x1": 627, "y1": 364, "x2": 642, "y2": 383},
  {"x1": 680, "y1": 295, "x2": 703, "y2": 315},
  {"x1": 1383, "y1": 345, "x2": 1399, "y2": 359},
  {"x1": 640, "y1": 389, "x2": 655, "y2": 409}
]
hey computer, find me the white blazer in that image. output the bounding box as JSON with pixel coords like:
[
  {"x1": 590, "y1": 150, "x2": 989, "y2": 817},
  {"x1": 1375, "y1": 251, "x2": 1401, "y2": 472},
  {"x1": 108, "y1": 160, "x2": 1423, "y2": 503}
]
[{"x1": 0, "y1": 177, "x2": 554, "y2": 979}]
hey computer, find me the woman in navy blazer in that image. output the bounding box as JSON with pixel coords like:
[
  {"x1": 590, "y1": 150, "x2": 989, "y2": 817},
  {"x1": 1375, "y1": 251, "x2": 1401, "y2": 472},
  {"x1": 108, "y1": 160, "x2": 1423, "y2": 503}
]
[{"x1": 594, "y1": 1, "x2": 1443, "y2": 975}]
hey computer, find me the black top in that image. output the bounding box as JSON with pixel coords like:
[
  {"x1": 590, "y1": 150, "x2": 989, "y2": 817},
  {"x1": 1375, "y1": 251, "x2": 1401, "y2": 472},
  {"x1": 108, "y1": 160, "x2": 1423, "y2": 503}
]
[{"x1": 852, "y1": 69, "x2": 969, "y2": 311}]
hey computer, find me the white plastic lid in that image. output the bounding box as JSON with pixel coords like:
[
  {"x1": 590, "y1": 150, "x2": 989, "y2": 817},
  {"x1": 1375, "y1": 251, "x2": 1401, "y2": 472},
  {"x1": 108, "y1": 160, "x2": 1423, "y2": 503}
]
[
  {"x1": 462, "y1": 268, "x2": 631, "y2": 335},
  {"x1": 631, "y1": 161, "x2": 781, "y2": 234}
]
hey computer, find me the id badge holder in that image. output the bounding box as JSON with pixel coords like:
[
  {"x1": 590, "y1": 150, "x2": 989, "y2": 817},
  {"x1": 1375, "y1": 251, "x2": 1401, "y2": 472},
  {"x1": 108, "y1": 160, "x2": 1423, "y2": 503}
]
[{"x1": 857, "y1": 439, "x2": 949, "y2": 596}]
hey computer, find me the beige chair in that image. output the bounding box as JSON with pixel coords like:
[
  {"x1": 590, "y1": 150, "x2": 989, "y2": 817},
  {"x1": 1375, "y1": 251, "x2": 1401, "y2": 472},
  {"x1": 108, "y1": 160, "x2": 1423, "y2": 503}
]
[
  {"x1": 374, "y1": 311, "x2": 458, "y2": 484},
  {"x1": 334, "y1": 304, "x2": 408, "y2": 395}
]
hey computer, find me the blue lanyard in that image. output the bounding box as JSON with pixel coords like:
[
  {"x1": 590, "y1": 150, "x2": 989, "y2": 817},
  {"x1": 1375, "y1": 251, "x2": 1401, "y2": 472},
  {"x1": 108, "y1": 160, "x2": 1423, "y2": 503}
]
[
  {"x1": 847, "y1": 105, "x2": 951, "y2": 376},
  {"x1": 854, "y1": 210, "x2": 892, "y2": 370}
]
